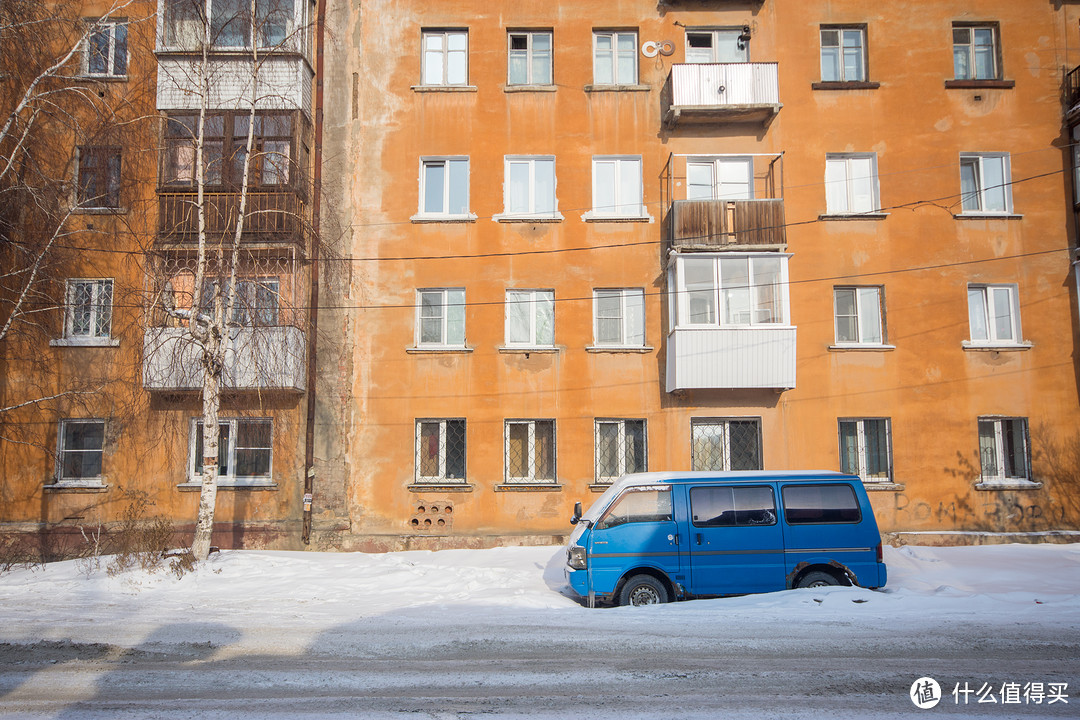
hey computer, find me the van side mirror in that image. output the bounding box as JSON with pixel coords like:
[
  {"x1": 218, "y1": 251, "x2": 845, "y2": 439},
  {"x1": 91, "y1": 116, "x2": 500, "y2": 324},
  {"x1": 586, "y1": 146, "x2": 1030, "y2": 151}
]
[{"x1": 570, "y1": 501, "x2": 583, "y2": 525}]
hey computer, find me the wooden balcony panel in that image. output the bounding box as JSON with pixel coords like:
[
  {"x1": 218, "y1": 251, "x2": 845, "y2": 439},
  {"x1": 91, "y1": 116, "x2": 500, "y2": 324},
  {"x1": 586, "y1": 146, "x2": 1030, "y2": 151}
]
[
  {"x1": 670, "y1": 199, "x2": 786, "y2": 250},
  {"x1": 158, "y1": 191, "x2": 307, "y2": 249}
]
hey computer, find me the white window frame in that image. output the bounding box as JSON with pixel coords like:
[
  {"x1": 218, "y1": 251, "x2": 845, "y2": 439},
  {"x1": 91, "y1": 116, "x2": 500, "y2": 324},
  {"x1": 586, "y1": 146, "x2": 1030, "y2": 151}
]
[
  {"x1": 594, "y1": 419, "x2": 647, "y2": 484},
  {"x1": 824, "y1": 153, "x2": 879, "y2": 215},
  {"x1": 415, "y1": 418, "x2": 467, "y2": 484},
  {"x1": 56, "y1": 419, "x2": 106, "y2": 486},
  {"x1": 416, "y1": 157, "x2": 472, "y2": 219},
  {"x1": 838, "y1": 418, "x2": 893, "y2": 483},
  {"x1": 690, "y1": 417, "x2": 763, "y2": 471},
  {"x1": 188, "y1": 417, "x2": 274, "y2": 486},
  {"x1": 500, "y1": 156, "x2": 560, "y2": 220},
  {"x1": 819, "y1": 26, "x2": 866, "y2": 82},
  {"x1": 685, "y1": 28, "x2": 749, "y2": 64},
  {"x1": 507, "y1": 30, "x2": 553, "y2": 86},
  {"x1": 84, "y1": 18, "x2": 128, "y2": 77},
  {"x1": 959, "y1": 153, "x2": 1012, "y2": 215},
  {"x1": 687, "y1": 156, "x2": 755, "y2": 201},
  {"x1": 592, "y1": 30, "x2": 637, "y2": 85},
  {"x1": 833, "y1": 286, "x2": 886, "y2": 346},
  {"x1": 416, "y1": 288, "x2": 466, "y2": 348},
  {"x1": 671, "y1": 253, "x2": 790, "y2": 328},
  {"x1": 977, "y1": 417, "x2": 1031, "y2": 484},
  {"x1": 592, "y1": 288, "x2": 646, "y2": 348},
  {"x1": 504, "y1": 289, "x2": 555, "y2": 348},
  {"x1": 966, "y1": 283, "x2": 1023, "y2": 347},
  {"x1": 422, "y1": 28, "x2": 468, "y2": 86},
  {"x1": 953, "y1": 24, "x2": 999, "y2": 81},
  {"x1": 504, "y1": 419, "x2": 556, "y2": 484},
  {"x1": 63, "y1": 278, "x2": 114, "y2": 341},
  {"x1": 589, "y1": 156, "x2": 645, "y2": 218}
]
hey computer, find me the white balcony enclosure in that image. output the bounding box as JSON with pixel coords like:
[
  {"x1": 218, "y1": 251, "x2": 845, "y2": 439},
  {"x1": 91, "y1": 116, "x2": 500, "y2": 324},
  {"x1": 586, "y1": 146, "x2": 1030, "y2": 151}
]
[
  {"x1": 143, "y1": 326, "x2": 306, "y2": 392},
  {"x1": 662, "y1": 63, "x2": 781, "y2": 128},
  {"x1": 666, "y1": 326, "x2": 796, "y2": 391}
]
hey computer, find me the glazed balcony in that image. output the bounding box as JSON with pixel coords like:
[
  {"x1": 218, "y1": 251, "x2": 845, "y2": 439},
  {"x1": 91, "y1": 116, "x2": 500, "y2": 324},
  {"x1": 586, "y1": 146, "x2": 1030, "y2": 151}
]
[{"x1": 662, "y1": 63, "x2": 781, "y2": 128}]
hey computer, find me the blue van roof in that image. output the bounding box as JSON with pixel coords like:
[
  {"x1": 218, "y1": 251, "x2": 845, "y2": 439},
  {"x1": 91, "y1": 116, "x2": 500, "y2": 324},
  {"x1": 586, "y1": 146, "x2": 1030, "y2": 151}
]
[{"x1": 611, "y1": 470, "x2": 859, "y2": 488}]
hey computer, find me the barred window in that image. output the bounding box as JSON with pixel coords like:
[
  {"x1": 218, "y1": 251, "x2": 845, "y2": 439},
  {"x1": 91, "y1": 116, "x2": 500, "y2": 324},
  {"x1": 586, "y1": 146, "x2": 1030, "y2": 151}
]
[
  {"x1": 505, "y1": 420, "x2": 555, "y2": 483},
  {"x1": 416, "y1": 419, "x2": 466, "y2": 483},
  {"x1": 65, "y1": 279, "x2": 113, "y2": 339},
  {"x1": 595, "y1": 419, "x2": 646, "y2": 484},
  {"x1": 691, "y1": 418, "x2": 762, "y2": 471},
  {"x1": 839, "y1": 418, "x2": 892, "y2": 483}
]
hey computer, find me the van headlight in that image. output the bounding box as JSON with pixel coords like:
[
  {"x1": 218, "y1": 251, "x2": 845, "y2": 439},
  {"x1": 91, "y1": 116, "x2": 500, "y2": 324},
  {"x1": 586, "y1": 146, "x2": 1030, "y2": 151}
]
[{"x1": 567, "y1": 545, "x2": 587, "y2": 570}]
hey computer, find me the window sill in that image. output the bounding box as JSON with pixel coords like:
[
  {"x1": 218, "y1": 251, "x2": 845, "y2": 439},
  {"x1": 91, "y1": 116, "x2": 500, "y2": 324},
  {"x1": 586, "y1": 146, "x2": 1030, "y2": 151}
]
[
  {"x1": 177, "y1": 482, "x2": 278, "y2": 491},
  {"x1": 504, "y1": 84, "x2": 557, "y2": 93},
  {"x1": 411, "y1": 85, "x2": 478, "y2": 93},
  {"x1": 829, "y1": 343, "x2": 895, "y2": 352},
  {"x1": 498, "y1": 346, "x2": 560, "y2": 354},
  {"x1": 50, "y1": 337, "x2": 120, "y2": 348},
  {"x1": 953, "y1": 212, "x2": 1022, "y2": 220},
  {"x1": 862, "y1": 482, "x2": 905, "y2": 492},
  {"x1": 962, "y1": 341, "x2": 1032, "y2": 351},
  {"x1": 818, "y1": 212, "x2": 888, "y2": 221},
  {"x1": 79, "y1": 74, "x2": 129, "y2": 83},
  {"x1": 410, "y1": 213, "x2": 477, "y2": 223},
  {"x1": 581, "y1": 211, "x2": 653, "y2": 223},
  {"x1": 73, "y1": 207, "x2": 126, "y2": 215},
  {"x1": 45, "y1": 482, "x2": 108, "y2": 493},
  {"x1": 408, "y1": 483, "x2": 474, "y2": 493},
  {"x1": 590, "y1": 483, "x2": 615, "y2": 492},
  {"x1": 495, "y1": 483, "x2": 563, "y2": 492},
  {"x1": 585, "y1": 345, "x2": 654, "y2": 354},
  {"x1": 407, "y1": 346, "x2": 473, "y2": 354},
  {"x1": 944, "y1": 79, "x2": 1015, "y2": 89},
  {"x1": 492, "y1": 213, "x2": 564, "y2": 223},
  {"x1": 584, "y1": 84, "x2": 650, "y2": 93},
  {"x1": 811, "y1": 81, "x2": 880, "y2": 90},
  {"x1": 975, "y1": 479, "x2": 1042, "y2": 491}
]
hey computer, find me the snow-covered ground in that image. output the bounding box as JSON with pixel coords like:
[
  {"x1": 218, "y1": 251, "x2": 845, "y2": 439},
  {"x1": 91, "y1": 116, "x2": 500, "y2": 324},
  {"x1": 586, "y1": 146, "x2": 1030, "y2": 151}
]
[{"x1": 0, "y1": 543, "x2": 1078, "y2": 718}]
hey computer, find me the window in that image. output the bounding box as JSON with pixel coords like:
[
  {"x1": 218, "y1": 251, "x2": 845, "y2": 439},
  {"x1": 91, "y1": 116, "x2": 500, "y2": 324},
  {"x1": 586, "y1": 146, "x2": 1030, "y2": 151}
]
[
  {"x1": 422, "y1": 29, "x2": 468, "y2": 86},
  {"x1": 833, "y1": 286, "x2": 885, "y2": 346},
  {"x1": 690, "y1": 486, "x2": 776, "y2": 527},
  {"x1": 596, "y1": 486, "x2": 672, "y2": 530},
  {"x1": 591, "y1": 156, "x2": 644, "y2": 217},
  {"x1": 163, "y1": 112, "x2": 295, "y2": 188},
  {"x1": 64, "y1": 279, "x2": 113, "y2": 340},
  {"x1": 505, "y1": 290, "x2": 554, "y2": 347},
  {"x1": 687, "y1": 157, "x2": 754, "y2": 200},
  {"x1": 691, "y1": 418, "x2": 762, "y2": 471},
  {"x1": 56, "y1": 419, "x2": 105, "y2": 485},
  {"x1": 508, "y1": 30, "x2": 552, "y2": 85},
  {"x1": 190, "y1": 418, "x2": 273, "y2": 484},
  {"x1": 163, "y1": 0, "x2": 294, "y2": 49},
  {"x1": 199, "y1": 277, "x2": 280, "y2": 326},
  {"x1": 416, "y1": 288, "x2": 465, "y2": 348},
  {"x1": 503, "y1": 156, "x2": 557, "y2": 218},
  {"x1": 959, "y1": 153, "x2": 1011, "y2": 214},
  {"x1": 505, "y1": 420, "x2": 555, "y2": 484},
  {"x1": 77, "y1": 147, "x2": 121, "y2": 208},
  {"x1": 415, "y1": 419, "x2": 466, "y2": 483},
  {"x1": 593, "y1": 288, "x2": 645, "y2": 347},
  {"x1": 593, "y1": 30, "x2": 637, "y2": 85},
  {"x1": 685, "y1": 28, "x2": 748, "y2": 63},
  {"x1": 825, "y1": 154, "x2": 878, "y2": 214},
  {"x1": 967, "y1": 284, "x2": 1021, "y2": 346},
  {"x1": 672, "y1": 255, "x2": 788, "y2": 328},
  {"x1": 820, "y1": 27, "x2": 866, "y2": 82},
  {"x1": 595, "y1": 419, "x2": 646, "y2": 483},
  {"x1": 85, "y1": 18, "x2": 127, "y2": 77},
  {"x1": 978, "y1": 417, "x2": 1030, "y2": 483},
  {"x1": 839, "y1": 418, "x2": 892, "y2": 483},
  {"x1": 782, "y1": 484, "x2": 861, "y2": 524},
  {"x1": 418, "y1": 158, "x2": 469, "y2": 218},
  {"x1": 953, "y1": 24, "x2": 999, "y2": 80}
]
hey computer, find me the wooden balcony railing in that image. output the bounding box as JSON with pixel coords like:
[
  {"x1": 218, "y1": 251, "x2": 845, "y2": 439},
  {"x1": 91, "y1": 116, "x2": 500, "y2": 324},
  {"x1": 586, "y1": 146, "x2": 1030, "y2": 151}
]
[
  {"x1": 158, "y1": 191, "x2": 307, "y2": 248},
  {"x1": 670, "y1": 198, "x2": 786, "y2": 250}
]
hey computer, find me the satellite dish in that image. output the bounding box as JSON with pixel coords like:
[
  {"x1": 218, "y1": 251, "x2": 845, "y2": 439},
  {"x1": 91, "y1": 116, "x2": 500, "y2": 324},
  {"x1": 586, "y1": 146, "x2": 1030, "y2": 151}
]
[{"x1": 641, "y1": 41, "x2": 659, "y2": 58}]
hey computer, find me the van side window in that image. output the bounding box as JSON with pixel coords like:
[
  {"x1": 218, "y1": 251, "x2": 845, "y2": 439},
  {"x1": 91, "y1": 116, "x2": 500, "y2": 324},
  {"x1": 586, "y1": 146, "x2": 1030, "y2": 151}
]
[
  {"x1": 782, "y1": 484, "x2": 862, "y2": 524},
  {"x1": 690, "y1": 485, "x2": 777, "y2": 527},
  {"x1": 597, "y1": 487, "x2": 673, "y2": 529}
]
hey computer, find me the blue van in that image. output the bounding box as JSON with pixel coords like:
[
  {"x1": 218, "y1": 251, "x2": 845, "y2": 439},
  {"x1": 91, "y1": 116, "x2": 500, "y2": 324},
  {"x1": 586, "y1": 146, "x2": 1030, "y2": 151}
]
[{"x1": 565, "y1": 471, "x2": 887, "y2": 607}]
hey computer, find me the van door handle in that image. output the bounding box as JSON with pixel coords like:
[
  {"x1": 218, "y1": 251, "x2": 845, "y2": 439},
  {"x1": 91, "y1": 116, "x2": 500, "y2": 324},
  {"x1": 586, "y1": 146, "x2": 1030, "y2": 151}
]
[
  {"x1": 695, "y1": 533, "x2": 703, "y2": 546},
  {"x1": 667, "y1": 533, "x2": 679, "y2": 545}
]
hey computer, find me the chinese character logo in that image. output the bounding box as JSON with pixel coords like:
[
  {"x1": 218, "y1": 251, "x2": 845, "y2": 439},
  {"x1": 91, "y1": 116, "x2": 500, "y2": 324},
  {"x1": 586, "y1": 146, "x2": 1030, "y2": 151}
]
[{"x1": 911, "y1": 677, "x2": 942, "y2": 709}]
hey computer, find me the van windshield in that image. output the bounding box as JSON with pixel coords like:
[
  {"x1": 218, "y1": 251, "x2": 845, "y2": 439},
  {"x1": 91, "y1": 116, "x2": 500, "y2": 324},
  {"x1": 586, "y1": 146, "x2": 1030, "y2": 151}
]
[{"x1": 597, "y1": 487, "x2": 673, "y2": 530}]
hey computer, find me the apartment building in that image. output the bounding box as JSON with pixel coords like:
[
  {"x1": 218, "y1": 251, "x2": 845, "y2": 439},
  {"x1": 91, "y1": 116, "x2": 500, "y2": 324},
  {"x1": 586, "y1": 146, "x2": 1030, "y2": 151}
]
[{"x1": 312, "y1": 0, "x2": 1080, "y2": 550}]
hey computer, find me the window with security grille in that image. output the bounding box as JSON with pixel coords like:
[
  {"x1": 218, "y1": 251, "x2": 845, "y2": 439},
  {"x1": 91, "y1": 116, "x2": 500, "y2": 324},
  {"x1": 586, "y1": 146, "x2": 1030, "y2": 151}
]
[
  {"x1": 691, "y1": 418, "x2": 762, "y2": 471},
  {"x1": 839, "y1": 418, "x2": 892, "y2": 483},
  {"x1": 595, "y1": 419, "x2": 646, "y2": 483},
  {"x1": 64, "y1": 279, "x2": 113, "y2": 340},
  {"x1": 978, "y1": 417, "x2": 1030, "y2": 483},
  {"x1": 505, "y1": 420, "x2": 555, "y2": 483},
  {"x1": 415, "y1": 419, "x2": 466, "y2": 483}
]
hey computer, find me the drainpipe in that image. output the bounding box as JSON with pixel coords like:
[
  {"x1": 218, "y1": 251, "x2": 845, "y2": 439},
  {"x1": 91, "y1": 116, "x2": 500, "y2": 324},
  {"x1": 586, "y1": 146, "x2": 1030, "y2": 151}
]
[{"x1": 302, "y1": 0, "x2": 326, "y2": 545}]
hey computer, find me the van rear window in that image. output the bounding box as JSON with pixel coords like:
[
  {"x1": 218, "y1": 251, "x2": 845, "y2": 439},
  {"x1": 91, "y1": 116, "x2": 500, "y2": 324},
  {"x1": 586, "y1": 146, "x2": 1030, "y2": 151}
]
[
  {"x1": 781, "y1": 484, "x2": 861, "y2": 524},
  {"x1": 690, "y1": 486, "x2": 777, "y2": 527}
]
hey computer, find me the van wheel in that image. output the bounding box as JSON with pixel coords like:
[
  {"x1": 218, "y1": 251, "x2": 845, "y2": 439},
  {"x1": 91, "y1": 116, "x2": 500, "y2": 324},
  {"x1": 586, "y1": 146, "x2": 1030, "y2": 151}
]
[
  {"x1": 619, "y1": 575, "x2": 669, "y2": 606},
  {"x1": 796, "y1": 570, "x2": 841, "y2": 588}
]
